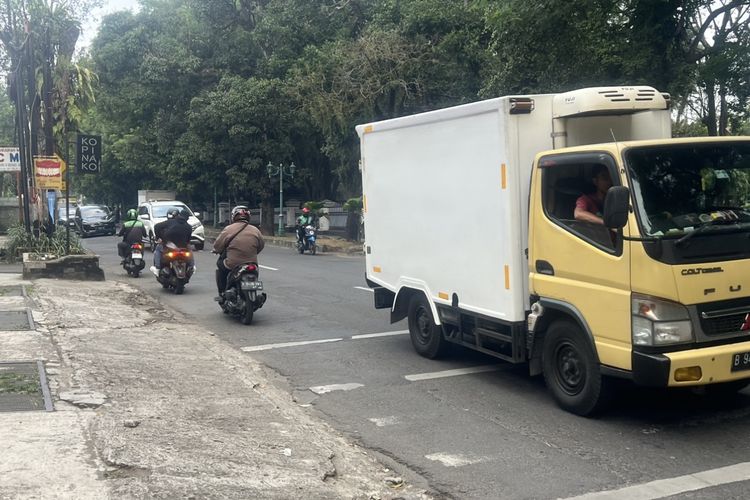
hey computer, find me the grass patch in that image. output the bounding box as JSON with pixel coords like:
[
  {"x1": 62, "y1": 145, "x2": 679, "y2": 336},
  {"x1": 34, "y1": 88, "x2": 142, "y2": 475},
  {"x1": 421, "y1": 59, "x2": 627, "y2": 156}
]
[{"x1": 0, "y1": 372, "x2": 41, "y2": 395}]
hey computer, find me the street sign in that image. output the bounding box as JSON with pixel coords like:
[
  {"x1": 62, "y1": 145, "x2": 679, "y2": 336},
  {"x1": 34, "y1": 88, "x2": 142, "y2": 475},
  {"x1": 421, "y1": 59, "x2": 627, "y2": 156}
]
[
  {"x1": 76, "y1": 134, "x2": 102, "y2": 174},
  {"x1": 0, "y1": 147, "x2": 20, "y2": 172},
  {"x1": 33, "y1": 156, "x2": 66, "y2": 190}
]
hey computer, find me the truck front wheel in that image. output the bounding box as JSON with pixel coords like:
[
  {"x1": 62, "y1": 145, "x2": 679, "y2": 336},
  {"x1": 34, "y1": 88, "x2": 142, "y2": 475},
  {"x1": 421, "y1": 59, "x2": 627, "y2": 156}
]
[
  {"x1": 542, "y1": 320, "x2": 609, "y2": 416},
  {"x1": 408, "y1": 294, "x2": 448, "y2": 359}
]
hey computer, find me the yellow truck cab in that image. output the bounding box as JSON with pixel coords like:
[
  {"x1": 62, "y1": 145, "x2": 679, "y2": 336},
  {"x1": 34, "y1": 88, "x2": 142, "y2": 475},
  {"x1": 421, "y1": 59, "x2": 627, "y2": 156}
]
[{"x1": 356, "y1": 86, "x2": 750, "y2": 415}]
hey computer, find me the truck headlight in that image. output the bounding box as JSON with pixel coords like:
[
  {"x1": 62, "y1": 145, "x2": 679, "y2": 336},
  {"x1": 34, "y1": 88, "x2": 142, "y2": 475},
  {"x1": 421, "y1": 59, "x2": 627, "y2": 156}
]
[{"x1": 631, "y1": 294, "x2": 693, "y2": 346}]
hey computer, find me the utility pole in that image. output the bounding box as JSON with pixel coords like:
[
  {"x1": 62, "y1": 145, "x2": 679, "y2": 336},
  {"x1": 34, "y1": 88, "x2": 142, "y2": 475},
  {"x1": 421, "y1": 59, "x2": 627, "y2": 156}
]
[{"x1": 14, "y1": 55, "x2": 32, "y2": 233}]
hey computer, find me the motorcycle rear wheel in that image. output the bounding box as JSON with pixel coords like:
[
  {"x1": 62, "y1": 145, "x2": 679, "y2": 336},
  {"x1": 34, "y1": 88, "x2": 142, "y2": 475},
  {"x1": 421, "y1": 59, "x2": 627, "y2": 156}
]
[
  {"x1": 310, "y1": 243, "x2": 316, "y2": 255},
  {"x1": 241, "y1": 303, "x2": 254, "y2": 325},
  {"x1": 175, "y1": 282, "x2": 185, "y2": 295}
]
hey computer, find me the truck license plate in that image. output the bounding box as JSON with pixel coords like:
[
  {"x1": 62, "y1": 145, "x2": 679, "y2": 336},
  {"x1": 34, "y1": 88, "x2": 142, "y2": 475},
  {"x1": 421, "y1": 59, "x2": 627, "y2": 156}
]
[{"x1": 731, "y1": 352, "x2": 750, "y2": 372}]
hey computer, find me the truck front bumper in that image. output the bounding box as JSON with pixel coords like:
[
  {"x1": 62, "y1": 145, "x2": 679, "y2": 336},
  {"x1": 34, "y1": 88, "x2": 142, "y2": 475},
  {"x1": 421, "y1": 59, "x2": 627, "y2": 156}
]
[{"x1": 632, "y1": 339, "x2": 750, "y2": 387}]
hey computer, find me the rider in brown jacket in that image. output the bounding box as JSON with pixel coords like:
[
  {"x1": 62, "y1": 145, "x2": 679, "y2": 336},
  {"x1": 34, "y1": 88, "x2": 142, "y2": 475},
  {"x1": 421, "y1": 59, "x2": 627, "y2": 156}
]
[{"x1": 212, "y1": 206, "x2": 265, "y2": 296}]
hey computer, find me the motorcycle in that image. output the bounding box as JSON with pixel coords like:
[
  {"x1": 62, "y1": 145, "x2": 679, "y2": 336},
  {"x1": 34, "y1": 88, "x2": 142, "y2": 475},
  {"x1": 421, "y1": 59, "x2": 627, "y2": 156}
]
[
  {"x1": 156, "y1": 247, "x2": 195, "y2": 294},
  {"x1": 218, "y1": 263, "x2": 267, "y2": 324},
  {"x1": 297, "y1": 225, "x2": 317, "y2": 255},
  {"x1": 123, "y1": 242, "x2": 146, "y2": 277}
]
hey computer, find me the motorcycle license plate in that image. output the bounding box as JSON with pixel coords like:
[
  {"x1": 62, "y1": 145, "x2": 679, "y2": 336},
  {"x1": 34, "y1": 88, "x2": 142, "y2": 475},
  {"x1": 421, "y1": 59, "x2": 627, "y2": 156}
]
[
  {"x1": 241, "y1": 280, "x2": 263, "y2": 291},
  {"x1": 131, "y1": 252, "x2": 142, "y2": 259}
]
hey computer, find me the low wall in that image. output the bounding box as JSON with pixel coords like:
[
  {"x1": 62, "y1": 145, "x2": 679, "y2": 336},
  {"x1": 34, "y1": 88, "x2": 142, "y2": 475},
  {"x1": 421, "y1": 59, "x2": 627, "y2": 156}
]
[
  {"x1": 0, "y1": 198, "x2": 20, "y2": 233},
  {"x1": 22, "y1": 253, "x2": 105, "y2": 281}
]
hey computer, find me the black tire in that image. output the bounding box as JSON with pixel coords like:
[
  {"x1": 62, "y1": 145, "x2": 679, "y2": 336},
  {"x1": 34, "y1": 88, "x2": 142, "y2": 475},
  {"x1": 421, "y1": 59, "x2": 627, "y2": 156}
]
[
  {"x1": 542, "y1": 320, "x2": 609, "y2": 416},
  {"x1": 195, "y1": 241, "x2": 204, "y2": 251},
  {"x1": 175, "y1": 282, "x2": 185, "y2": 295},
  {"x1": 310, "y1": 243, "x2": 317, "y2": 255},
  {"x1": 241, "y1": 302, "x2": 254, "y2": 325},
  {"x1": 149, "y1": 233, "x2": 156, "y2": 252},
  {"x1": 298, "y1": 244, "x2": 304, "y2": 254},
  {"x1": 132, "y1": 270, "x2": 140, "y2": 278},
  {"x1": 407, "y1": 294, "x2": 448, "y2": 359}
]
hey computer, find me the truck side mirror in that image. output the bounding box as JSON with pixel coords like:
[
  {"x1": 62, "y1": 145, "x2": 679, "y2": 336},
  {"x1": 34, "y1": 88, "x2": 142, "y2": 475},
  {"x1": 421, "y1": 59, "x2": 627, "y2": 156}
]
[{"x1": 603, "y1": 186, "x2": 630, "y2": 228}]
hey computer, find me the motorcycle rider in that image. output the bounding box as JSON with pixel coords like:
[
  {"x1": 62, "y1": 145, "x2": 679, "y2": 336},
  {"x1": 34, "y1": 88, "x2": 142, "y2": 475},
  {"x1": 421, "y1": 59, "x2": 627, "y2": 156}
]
[
  {"x1": 151, "y1": 208, "x2": 180, "y2": 274},
  {"x1": 117, "y1": 208, "x2": 145, "y2": 263},
  {"x1": 213, "y1": 206, "x2": 265, "y2": 298},
  {"x1": 296, "y1": 207, "x2": 318, "y2": 246}
]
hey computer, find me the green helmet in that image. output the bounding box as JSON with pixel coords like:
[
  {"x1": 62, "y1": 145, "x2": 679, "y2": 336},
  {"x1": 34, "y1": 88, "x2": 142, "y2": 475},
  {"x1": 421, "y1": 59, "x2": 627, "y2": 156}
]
[{"x1": 126, "y1": 209, "x2": 137, "y2": 221}]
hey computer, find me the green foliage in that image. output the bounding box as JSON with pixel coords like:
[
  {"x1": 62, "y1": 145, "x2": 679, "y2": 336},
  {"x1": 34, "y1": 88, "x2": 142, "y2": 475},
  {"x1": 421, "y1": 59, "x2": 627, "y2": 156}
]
[
  {"x1": 4, "y1": 224, "x2": 85, "y2": 262},
  {"x1": 343, "y1": 197, "x2": 363, "y2": 213},
  {"x1": 73, "y1": 0, "x2": 749, "y2": 211}
]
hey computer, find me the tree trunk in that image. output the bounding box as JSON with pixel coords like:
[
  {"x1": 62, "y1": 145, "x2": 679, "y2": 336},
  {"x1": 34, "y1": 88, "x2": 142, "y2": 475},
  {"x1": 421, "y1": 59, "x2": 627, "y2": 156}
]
[
  {"x1": 718, "y1": 83, "x2": 728, "y2": 136},
  {"x1": 260, "y1": 199, "x2": 275, "y2": 236},
  {"x1": 704, "y1": 80, "x2": 718, "y2": 136}
]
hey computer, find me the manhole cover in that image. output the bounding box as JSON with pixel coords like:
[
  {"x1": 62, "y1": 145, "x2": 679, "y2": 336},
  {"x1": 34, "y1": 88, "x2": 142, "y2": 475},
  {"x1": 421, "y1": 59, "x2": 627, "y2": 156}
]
[
  {"x1": 0, "y1": 310, "x2": 33, "y2": 330},
  {"x1": 0, "y1": 361, "x2": 53, "y2": 412},
  {"x1": 0, "y1": 286, "x2": 24, "y2": 297}
]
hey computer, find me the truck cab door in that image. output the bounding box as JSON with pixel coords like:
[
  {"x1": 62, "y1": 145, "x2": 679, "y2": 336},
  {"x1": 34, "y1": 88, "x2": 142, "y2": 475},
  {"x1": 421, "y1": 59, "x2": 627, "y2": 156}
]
[{"x1": 529, "y1": 152, "x2": 632, "y2": 371}]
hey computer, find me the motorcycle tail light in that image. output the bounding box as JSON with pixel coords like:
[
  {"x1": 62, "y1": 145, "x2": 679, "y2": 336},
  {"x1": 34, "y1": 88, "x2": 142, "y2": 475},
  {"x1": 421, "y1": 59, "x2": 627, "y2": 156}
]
[
  {"x1": 184, "y1": 251, "x2": 191, "y2": 257},
  {"x1": 245, "y1": 264, "x2": 257, "y2": 272},
  {"x1": 166, "y1": 251, "x2": 175, "y2": 258},
  {"x1": 132, "y1": 244, "x2": 143, "y2": 250}
]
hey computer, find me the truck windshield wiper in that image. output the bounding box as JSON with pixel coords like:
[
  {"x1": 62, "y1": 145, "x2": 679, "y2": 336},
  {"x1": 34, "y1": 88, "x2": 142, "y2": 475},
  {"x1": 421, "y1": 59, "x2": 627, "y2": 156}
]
[{"x1": 675, "y1": 214, "x2": 740, "y2": 247}]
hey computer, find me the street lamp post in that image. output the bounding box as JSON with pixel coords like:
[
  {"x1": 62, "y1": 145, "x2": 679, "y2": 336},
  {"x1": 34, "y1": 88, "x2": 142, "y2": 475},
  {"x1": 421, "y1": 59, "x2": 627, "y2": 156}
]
[{"x1": 266, "y1": 161, "x2": 295, "y2": 236}]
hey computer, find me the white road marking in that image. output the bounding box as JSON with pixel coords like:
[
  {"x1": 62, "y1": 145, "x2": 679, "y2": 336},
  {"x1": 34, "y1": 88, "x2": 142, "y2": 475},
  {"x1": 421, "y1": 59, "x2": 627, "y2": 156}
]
[
  {"x1": 260, "y1": 265, "x2": 278, "y2": 271},
  {"x1": 352, "y1": 330, "x2": 409, "y2": 340},
  {"x1": 562, "y1": 462, "x2": 750, "y2": 500},
  {"x1": 354, "y1": 286, "x2": 374, "y2": 292},
  {"x1": 405, "y1": 365, "x2": 502, "y2": 381},
  {"x1": 309, "y1": 383, "x2": 364, "y2": 395},
  {"x1": 425, "y1": 453, "x2": 487, "y2": 467},
  {"x1": 241, "y1": 338, "x2": 343, "y2": 352},
  {"x1": 368, "y1": 416, "x2": 400, "y2": 427}
]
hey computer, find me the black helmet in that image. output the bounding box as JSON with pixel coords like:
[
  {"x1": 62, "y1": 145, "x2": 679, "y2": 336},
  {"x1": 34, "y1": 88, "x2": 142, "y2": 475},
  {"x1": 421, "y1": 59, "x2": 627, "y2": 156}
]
[
  {"x1": 178, "y1": 208, "x2": 190, "y2": 220},
  {"x1": 231, "y1": 205, "x2": 250, "y2": 222},
  {"x1": 166, "y1": 208, "x2": 180, "y2": 219}
]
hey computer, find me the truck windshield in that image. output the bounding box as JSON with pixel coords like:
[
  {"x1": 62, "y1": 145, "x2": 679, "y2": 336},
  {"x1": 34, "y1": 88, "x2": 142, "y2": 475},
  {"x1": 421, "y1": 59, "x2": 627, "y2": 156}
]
[{"x1": 626, "y1": 142, "x2": 750, "y2": 238}]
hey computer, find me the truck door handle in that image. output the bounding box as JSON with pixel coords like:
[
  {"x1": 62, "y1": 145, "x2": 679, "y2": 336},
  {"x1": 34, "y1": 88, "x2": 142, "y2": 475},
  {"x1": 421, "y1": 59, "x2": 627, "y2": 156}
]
[{"x1": 535, "y1": 260, "x2": 554, "y2": 276}]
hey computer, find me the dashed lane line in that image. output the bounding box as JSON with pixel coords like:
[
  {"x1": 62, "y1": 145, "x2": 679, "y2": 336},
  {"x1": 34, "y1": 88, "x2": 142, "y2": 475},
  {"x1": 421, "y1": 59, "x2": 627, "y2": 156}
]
[
  {"x1": 260, "y1": 265, "x2": 279, "y2": 271},
  {"x1": 562, "y1": 461, "x2": 750, "y2": 500},
  {"x1": 354, "y1": 286, "x2": 374, "y2": 292},
  {"x1": 351, "y1": 330, "x2": 409, "y2": 340},
  {"x1": 241, "y1": 330, "x2": 408, "y2": 352},
  {"x1": 241, "y1": 338, "x2": 343, "y2": 352},
  {"x1": 405, "y1": 365, "x2": 502, "y2": 381}
]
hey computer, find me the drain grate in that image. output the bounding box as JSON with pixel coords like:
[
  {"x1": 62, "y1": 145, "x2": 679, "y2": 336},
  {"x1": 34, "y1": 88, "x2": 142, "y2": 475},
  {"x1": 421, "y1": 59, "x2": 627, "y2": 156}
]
[
  {"x1": 0, "y1": 361, "x2": 53, "y2": 412},
  {"x1": 0, "y1": 309, "x2": 34, "y2": 330}
]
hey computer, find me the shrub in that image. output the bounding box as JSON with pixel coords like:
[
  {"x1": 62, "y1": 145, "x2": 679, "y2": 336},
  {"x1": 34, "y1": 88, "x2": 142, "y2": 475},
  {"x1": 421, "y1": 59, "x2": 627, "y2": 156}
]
[{"x1": 4, "y1": 223, "x2": 85, "y2": 262}]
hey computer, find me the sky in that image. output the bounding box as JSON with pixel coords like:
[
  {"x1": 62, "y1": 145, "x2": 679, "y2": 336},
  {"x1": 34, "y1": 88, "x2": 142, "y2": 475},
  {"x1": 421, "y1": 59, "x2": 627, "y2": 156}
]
[{"x1": 78, "y1": 0, "x2": 140, "y2": 51}]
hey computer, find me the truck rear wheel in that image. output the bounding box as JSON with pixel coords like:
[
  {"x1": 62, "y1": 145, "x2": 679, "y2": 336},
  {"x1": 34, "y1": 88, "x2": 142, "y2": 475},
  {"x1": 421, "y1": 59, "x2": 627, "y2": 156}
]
[
  {"x1": 408, "y1": 294, "x2": 448, "y2": 359},
  {"x1": 542, "y1": 320, "x2": 609, "y2": 416}
]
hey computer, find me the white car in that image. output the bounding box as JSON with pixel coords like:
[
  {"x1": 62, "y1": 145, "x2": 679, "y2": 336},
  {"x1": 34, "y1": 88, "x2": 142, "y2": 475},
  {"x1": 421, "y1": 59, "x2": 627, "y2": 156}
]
[{"x1": 137, "y1": 200, "x2": 205, "y2": 250}]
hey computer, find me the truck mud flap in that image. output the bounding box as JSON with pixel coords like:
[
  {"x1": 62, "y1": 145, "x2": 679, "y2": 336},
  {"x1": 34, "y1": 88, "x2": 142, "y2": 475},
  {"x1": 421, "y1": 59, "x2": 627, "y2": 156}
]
[{"x1": 373, "y1": 287, "x2": 395, "y2": 309}]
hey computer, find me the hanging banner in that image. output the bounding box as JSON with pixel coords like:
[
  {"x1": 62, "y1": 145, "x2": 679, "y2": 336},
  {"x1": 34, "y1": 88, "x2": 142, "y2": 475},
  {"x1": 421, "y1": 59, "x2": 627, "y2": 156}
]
[
  {"x1": 76, "y1": 134, "x2": 102, "y2": 174},
  {"x1": 33, "y1": 156, "x2": 67, "y2": 190}
]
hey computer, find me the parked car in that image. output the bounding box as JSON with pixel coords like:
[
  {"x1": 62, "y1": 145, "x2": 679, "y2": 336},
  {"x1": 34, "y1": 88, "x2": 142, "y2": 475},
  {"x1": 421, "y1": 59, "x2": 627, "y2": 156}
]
[
  {"x1": 57, "y1": 207, "x2": 77, "y2": 229},
  {"x1": 137, "y1": 200, "x2": 205, "y2": 250},
  {"x1": 75, "y1": 205, "x2": 116, "y2": 237}
]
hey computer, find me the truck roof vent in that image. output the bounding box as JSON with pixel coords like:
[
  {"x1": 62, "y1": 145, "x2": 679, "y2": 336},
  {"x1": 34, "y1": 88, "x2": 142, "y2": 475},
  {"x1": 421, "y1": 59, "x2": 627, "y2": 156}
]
[{"x1": 553, "y1": 86, "x2": 668, "y2": 118}]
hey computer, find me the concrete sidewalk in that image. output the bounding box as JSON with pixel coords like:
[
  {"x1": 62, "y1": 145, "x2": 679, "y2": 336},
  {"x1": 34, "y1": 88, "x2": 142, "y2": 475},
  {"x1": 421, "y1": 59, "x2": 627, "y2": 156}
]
[{"x1": 0, "y1": 272, "x2": 429, "y2": 499}]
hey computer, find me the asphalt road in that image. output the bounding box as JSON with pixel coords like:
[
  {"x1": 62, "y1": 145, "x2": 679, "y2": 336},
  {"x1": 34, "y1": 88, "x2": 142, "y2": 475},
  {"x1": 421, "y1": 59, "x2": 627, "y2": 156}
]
[{"x1": 85, "y1": 234, "x2": 750, "y2": 500}]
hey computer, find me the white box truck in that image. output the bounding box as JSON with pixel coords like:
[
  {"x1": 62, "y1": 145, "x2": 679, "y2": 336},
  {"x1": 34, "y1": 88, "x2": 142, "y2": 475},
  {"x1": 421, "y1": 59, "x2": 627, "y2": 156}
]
[
  {"x1": 356, "y1": 86, "x2": 750, "y2": 415},
  {"x1": 137, "y1": 190, "x2": 175, "y2": 205}
]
